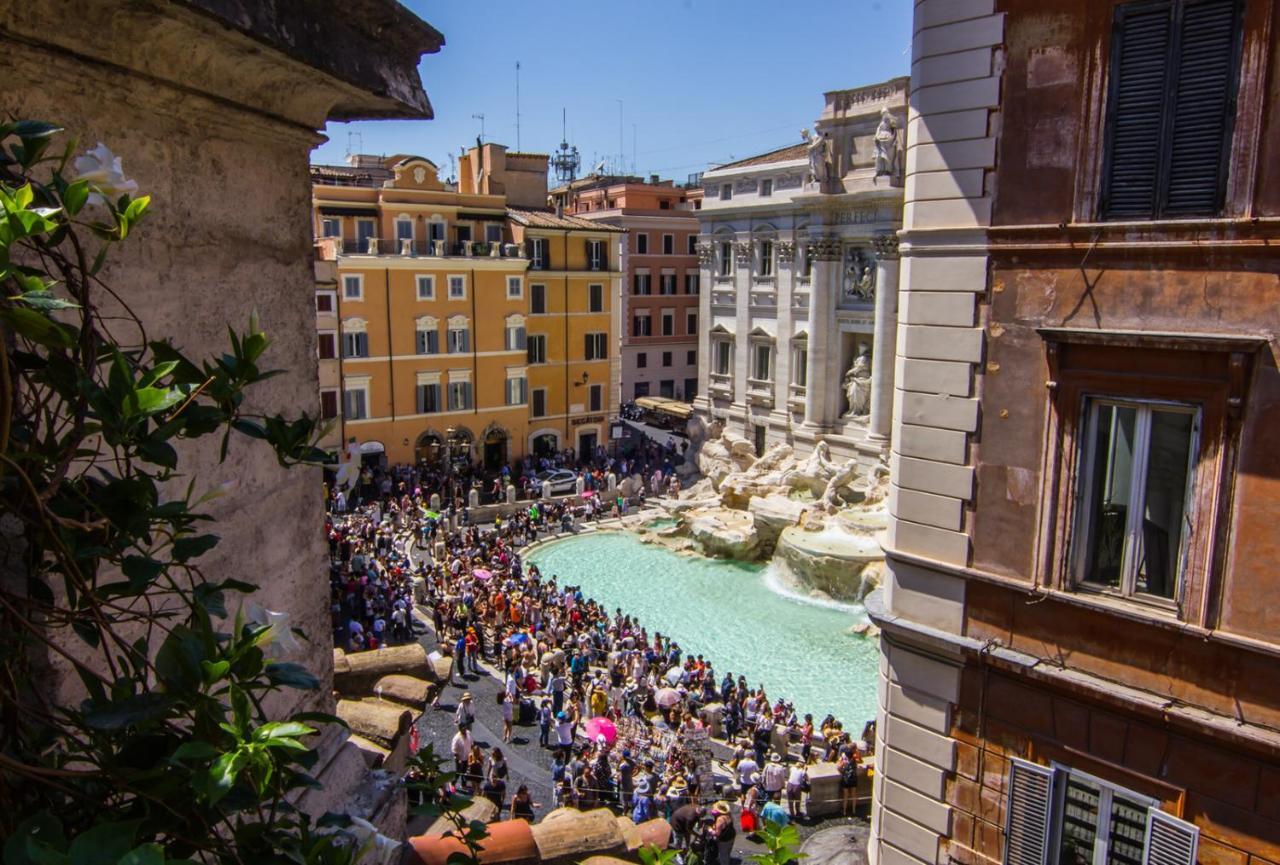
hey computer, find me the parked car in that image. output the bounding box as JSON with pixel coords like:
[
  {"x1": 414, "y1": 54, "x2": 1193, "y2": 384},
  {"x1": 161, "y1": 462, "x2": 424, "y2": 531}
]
[{"x1": 535, "y1": 469, "x2": 578, "y2": 495}]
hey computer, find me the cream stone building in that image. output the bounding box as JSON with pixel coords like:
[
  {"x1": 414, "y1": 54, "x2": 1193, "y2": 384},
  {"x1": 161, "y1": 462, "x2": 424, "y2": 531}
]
[{"x1": 695, "y1": 77, "x2": 908, "y2": 466}]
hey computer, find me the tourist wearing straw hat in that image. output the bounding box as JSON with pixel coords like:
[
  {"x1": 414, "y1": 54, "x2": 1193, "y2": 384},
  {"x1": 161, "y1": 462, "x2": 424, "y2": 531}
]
[
  {"x1": 710, "y1": 801, "x2": 735, "y2": 865},
  {"x1": 454, "y1": 691, "x2": 475, "y2": 731}
]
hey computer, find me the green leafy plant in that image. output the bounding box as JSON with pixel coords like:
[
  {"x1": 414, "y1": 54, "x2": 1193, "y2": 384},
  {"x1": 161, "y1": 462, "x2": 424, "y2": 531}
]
[
  {"x1": 404, "y1": 747, "x2": 489, "y2": 865},
  {"x1": 0, "y1": 121, "x2": 466, "y2": 864},
  {"x1": 748, "y1": 821, "x2": 806, "y2": 865}
]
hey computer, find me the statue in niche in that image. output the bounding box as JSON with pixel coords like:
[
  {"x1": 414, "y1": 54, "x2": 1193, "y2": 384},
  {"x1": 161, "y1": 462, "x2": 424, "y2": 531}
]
[
  {"x1": 843, "y1": 343, "x2": 873, "y2": 418},
  {"x1": 807, "y1": 130, "x2": 833, "y2": 187},
  {"x1": 874, "y1": 108, "x2": 900, "y2": 177}
]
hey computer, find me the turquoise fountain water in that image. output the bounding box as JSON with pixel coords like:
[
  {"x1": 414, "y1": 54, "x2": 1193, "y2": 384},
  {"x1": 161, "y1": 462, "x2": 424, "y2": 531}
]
[{"x1": 526, "y1": 531, "x2": 879, "y2": 727}]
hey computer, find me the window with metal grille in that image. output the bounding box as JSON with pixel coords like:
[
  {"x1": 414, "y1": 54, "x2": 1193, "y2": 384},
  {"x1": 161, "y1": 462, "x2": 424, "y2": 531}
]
[{"x1": 1100, "y1": 0, "x2": 1243, "y2": 220}]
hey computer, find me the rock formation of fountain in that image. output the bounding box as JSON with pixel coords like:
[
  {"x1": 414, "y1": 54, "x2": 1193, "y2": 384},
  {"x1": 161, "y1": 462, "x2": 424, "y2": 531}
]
[{"x1": 649, "y1": 418, "x2": 888, "y2": 605}]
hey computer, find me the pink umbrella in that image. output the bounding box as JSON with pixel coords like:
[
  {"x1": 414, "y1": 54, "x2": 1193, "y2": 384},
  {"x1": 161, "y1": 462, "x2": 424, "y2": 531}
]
[
  {"x1": 473, "y1": 568, "x2": 492, "y2": 581},
  {"x1": 655, "y1": 688, "x2": 681, "y2": 708},
  {"x1": 584, "y1": 716, "x2": 617, "y2": 745}
]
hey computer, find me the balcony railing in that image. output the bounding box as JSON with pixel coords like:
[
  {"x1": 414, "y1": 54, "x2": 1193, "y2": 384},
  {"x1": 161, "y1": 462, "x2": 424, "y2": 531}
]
[{"x1": 330, "y1": 237, "x2": 526, "y2": 259}]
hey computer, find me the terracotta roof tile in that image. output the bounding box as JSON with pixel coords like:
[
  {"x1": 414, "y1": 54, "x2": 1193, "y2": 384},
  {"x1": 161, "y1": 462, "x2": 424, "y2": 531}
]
[
  {"x1": 507, "y1": 208, "x2": 625, "y2": 232},
  {"x1": 713, "y1": 142, "x2": 808, "y2": 170}
]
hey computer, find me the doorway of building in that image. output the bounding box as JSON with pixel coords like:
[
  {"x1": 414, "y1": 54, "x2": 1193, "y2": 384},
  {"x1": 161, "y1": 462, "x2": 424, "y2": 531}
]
[
  {"x1": 753, "y1": 423, "x2": 767, "y2": 457},
  {"x1": 633, "y1": 381, "x2": 650, "y2": 398},
  {"x1": 659, "y1": 379, "x2": 675, "y2": 398},
  {"x1": 578, "y1": 431, "x2": 598, "y2": 461},
  {"x1": 414, "y1": 432, "x2": 443, "y2": 466},
  {"x1": 483, "y1": 428, "x2": 508, "y2": 472},
  {"x1": 532, "y1": 433, "x2": 559, "y2": 460}
]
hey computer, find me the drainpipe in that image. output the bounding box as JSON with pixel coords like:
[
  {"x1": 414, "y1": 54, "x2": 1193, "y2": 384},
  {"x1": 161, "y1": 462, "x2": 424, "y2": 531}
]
[
  {"x1": 563, "y1": 229, "x2": 571, "y2": 451},
  {"x1": 471, "y1": 265, "x2": 479, "y2": 420}
]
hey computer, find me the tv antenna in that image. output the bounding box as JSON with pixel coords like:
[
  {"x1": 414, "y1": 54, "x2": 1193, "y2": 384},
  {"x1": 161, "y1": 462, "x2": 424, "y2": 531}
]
[
  {"x1": 550, "y1": 108, "x2": 580, "y2": 184},
  {"x1": 472, "y1": 113, "x2": 486, "y2": 143},
  {"x1": 345, "y1": 130, "x2": 363, "y2": 158},
  {"x1": 515, "y1": 61, "x2": 522, "y2": 151}
]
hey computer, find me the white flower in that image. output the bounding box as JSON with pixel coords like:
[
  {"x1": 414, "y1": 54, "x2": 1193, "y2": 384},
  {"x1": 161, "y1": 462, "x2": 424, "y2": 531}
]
[
  {"x1": 72, "y1": 143, "x2": 139, "y2": 205},
  {"x1": 247, "y1": 603, "x2": 302, "y2": 658}
]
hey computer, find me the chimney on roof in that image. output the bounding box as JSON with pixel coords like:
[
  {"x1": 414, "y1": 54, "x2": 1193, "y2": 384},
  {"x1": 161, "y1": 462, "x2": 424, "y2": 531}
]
[{"x1": 649, "y1": 174, "x2": 660, "y2": 185}]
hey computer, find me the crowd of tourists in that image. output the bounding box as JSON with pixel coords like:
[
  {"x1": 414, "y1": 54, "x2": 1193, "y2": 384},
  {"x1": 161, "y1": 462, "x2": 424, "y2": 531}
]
[{"x1": 325, "y1": 443, "x2": 869, "y2": 854}]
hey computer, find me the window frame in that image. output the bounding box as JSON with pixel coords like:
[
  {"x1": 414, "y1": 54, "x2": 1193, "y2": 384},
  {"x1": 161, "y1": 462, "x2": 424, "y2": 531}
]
[
  {"x1": 343, "y1": 381, "x2": 369, "y2": 420},
  {"x1": 530, "y1": 283, "x2": 547, "y2": 314},
  {"x1": 317, "y1": 330, "x2": 337, "y2": 360},
  {"x1": 315, "y1": 290, "x2": 336, "y2": 313},
  {"x1": 636, "y1": 233, "x2": 649, "y2": 255},
  {"x1": 584, "y1": 332, "x2": 608, "y2": 361},
  {"x1": 760, "y1": 178, "x2": 773, "y2": 197},
  {"x1": 661, "y1": 310, "x2": 675, "y2": 337},
  {"x1": 527, "y1": 334, "x2": 548, "y2": 365},
  {"x1": 588, "y1": 383, "x2": 603, "y2": 412},
  {"x1": 588, "y1": 283, "x2": 604, "y2": 313},
  {"x1": 662, "y1": 233, "x2": 674, "y2": 255},
  {"x1": 687, "y1": 311, "x2": 698, "y2": 335},
  {"x1": 1040, "y1": 333, "x2": 1254, "y2": 625},
  {"x1": 506, "y1": 275, "x2": 523, "y2": 299},
  {"x1": 447, "y1": 274, "x2": 466, "y2": 300},
  {"x1": 415, "y1": 274, "x2": 435, "y2": 301},
  {"x1": 320, "y1": 388, "x2": 339, "y2": 420},
  {"x1": 720, "y1": 183, "x2": 732, "y2": 201},
  {"x1": 342, "y1": 273, "x2": 364, "y2": 301},
  {"x1": 531, "y1": 388, "x2": 548, "y2": 418}
]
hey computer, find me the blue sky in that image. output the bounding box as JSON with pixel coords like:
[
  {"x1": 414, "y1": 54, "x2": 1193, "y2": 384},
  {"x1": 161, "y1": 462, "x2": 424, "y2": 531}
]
[{"x1": 312, "y1": 0, "x2": 912, "y2": 183}]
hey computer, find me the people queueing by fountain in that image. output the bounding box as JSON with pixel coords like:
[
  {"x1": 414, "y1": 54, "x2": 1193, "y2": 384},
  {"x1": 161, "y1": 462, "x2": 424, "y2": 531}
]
[{"x1": 325, "y1": 434, "x2": 869, "y2": 833}]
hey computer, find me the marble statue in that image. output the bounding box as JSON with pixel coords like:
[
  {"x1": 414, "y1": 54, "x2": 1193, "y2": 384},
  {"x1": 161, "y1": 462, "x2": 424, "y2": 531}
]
[
  {"x1": 808, "y1": 131, "x2": 833, "y2": 186},
  {"x1": 819, "y1": 458, "x2": 861, "y2": 514},
  {"x1": 843, "y1": 345, "x2": 872, "y2": 418},
  {"x1": 874, "y1": 108, "x2": 899, "y2": 177}
]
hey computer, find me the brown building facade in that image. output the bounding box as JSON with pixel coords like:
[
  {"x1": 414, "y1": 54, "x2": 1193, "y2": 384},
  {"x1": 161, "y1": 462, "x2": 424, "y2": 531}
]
[{"x1": 870, "y1": 3, "x2": 1280, "y2": 865}]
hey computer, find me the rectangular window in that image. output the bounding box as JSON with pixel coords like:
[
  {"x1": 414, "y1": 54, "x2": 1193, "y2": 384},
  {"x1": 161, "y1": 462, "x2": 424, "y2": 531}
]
[
  {"x1": 688, "y1": 235, "x2": 698, "y2": 255},
  {"x1": 1073, "y1": 398, "x2": 1197, "y2": 603},
  {"x1": 416, "y1": 383, "x2": 441, "y2": 414},
  {"x1": 396, "y1": 219, "x2": 414, "y2": 245},
  {"x1": 416, "y1": 328, "x2": 439, "y2": 355},
  {"x1": 714, "y1": 341, "x2": 731, "y2": 376},
  {"x1": 662, "y1": 351, "x2": 672, "y2": 367},
  {"x1": 636, "y1": 233, "x2": 649, "y2": 254},
  {"x1": 584, "y1": 332, "x2": 608, "y2": 361},
  {"x1": 686, "y1": 349, "x2": 697, "y2": 366},
  {"x1": 530, "y1": 237, "x2": 548, "y2": 270},
  {"x1": 589, "y1": 283, "x2": 604, "y2": 313},
  {"x1": 684, "y1": 377, "x2": 697, "y2": 399},
  {"x1": 447, "y1": 326, "x2": 470, "y2": 354},
  {"x1": 633, "y1": 315, "x2": 652, "y2": 337},
  {"x1": 486, "y1": 223, "x2": 503, "y2": 243},
  {"x1": 341, "y1": 332, "x2": 369, "y2": 358},
  {"x1": 531, "y1": 388, "x2": 547, "y2": 418},
  {"x1": 448, "y1": 275, "x2": 466, "y2": 299},
  {"x1": 343, "y1": 387, "x2": 367, "y2": 420},
  {"x1": 660, "y1": 274, "x2": 677, "y2": 295},
  {"x1": 447, "y1": 381, "x2": 472, "y2": 411},
  {"x1": 801, "y1": 244, "x2": 813, "y2": 278},
  {"x1": 759, "y1": 240, "x2": 774, "y2": 277},
  {"x1": 685, "y1": 273, "x2": 700, "y2": 295},
  {"x1": 718, "y1": 241, "x2": 733, "y2": 277},
  {"x1": 531, "y1": 283, "x2": 547, "y2": 314},
  {"x1": 720, "y1": 183, "x2": 732, "y2": 200},
  {"x1": 505, "y1": 323, "x2": 527, "y2": 351},
  {"x1": 455, "y1": 225, "x2": 472, "y2": 244},
  {"x1": 637, "y1": 352, "x2": 647, "y2": 369},
  {"x1": 587, "y1": 239, "x2": 605, "y2": 270},
  {"x1": 343, "y1": 274, "x2": 363, "y2": 300},
  {"x1": 321, "y1": 217, "x2": 340, "y2": 238},
  {"x1": 527, "y1": 334, "x2": 547, "y2": 364},
  {"x1": 794, "y1": 345, "x2": 808, "y2": 387},
  {"x1": 760, "y1": 178, "x2": 773, "y2": 197},
  {"x1": 633, "y1": 274, "x2": 652, "y2": 295},
  {"x1": 634, "y1": 381, "x2": 651, "y2": 398},
  {"x1": 661, "y1": 311, "x2": 674, "y2": 336},
  {"x1": 355, "y1": 219, "x2": 375, "y2": 252},
  {"x1": 1100, "y1": 0, "x2": 1243, "y2": 220},
  {"x1": 753, "y1": 343, "x2": 772, "y2": 381},
  {"x1": 316, "y1": 291, "x2": 335, "y2": 313},
  {"x1": 507, "y1": 276, "x2": 523, "y2": 299},
  {"x1": 662, "y1": 234, "x2": 674, "y2": 255},
  {"x1": 687, "y1": 312, "x2": 698, "y2": 335},
  {"x1": 317, "y1": 332, "x2": 336, "y2": 360},
  {"x1": 1004, "y1": 759, "x2": 1200, "y2": 865},
  {"x1": 506, "y1": 376, "x2": 528, "y2": 406},
  {"x1": 416, "y1": 275, "x2": 435, "y2": 300},
  {"x1": 659, "y1": 379, "x2": 675, "y2": 398},
  {"x1": 320, "y1": 389, "x2": 338, "y2": 419},
  {"x1": 589, "y1": 383, "x2": 603, "y2": 412}
]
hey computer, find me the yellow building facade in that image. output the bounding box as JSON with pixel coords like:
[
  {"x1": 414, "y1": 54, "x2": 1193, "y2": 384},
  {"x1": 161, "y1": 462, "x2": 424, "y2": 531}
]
[{"x1": 312, "y1": 151, "x2": 622, "y2": 469}]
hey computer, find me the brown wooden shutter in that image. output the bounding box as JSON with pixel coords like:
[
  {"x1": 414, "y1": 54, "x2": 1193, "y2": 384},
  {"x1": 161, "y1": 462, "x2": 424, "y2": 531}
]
[
  {"x1": 1101, "y1": 1, "x2": 1172, "y2": 220},
  {"x1": 1161, "y1": 0, "x2": 1242, "y2": 216}
]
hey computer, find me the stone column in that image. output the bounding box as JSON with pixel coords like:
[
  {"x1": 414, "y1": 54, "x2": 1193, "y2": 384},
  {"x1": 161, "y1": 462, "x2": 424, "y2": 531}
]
[
  {"x1": 804, "y1": 236, "x2": 842, "y2": 430},
  {"x1": 505, "y1": 484, "x2": 516, "y2": 505},
  {"x1": 868, "y1": 233, "x2": 900, "y2": 444}
]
